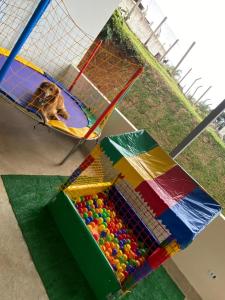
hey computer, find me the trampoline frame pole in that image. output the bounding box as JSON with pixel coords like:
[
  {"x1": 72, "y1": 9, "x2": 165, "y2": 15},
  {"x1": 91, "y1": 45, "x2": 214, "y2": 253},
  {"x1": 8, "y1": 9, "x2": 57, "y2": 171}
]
[
  {"x1": 59, "y1": 66, "x2": 143, "y2": 165},
  {"x1": 83, "y1": 66, "x2": 144, "y2": 140},
  {"x1": 68, "y1": 40, "x2": 103, "y2": 92},
  {"x1": 0, "y1": 0, "x2": 51, "y2": 83}
]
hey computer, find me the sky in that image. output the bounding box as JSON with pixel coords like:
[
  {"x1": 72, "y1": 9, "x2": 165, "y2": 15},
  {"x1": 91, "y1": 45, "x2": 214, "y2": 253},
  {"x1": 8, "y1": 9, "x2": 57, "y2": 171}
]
[{"x1": 141, "y1": 0, "x2": 225, "y2": 108}]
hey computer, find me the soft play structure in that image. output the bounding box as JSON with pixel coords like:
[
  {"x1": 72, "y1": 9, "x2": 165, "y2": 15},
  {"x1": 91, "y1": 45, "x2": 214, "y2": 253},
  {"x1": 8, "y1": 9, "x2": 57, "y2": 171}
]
[
  {"x1": 0, "y1": 0, "x2": 142, "y2": 140},
  {"x1": 48, "y1": 130, "x2": 221, "y2": 300}
]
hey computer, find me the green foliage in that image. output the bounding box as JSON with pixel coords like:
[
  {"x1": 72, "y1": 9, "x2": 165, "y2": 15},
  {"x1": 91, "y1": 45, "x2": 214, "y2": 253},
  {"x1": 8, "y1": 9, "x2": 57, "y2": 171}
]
[
  {"x1": 99, "y1": 10, "x2": 144, "y2": 64},
  {"x1": 197, "y1": 102, "x2": 212, "y2": 117}
]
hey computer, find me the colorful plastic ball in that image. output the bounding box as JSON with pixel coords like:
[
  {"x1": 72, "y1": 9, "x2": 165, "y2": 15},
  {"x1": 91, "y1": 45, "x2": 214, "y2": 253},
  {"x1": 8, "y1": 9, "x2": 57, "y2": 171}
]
[
  {"x1": 101, "y1": 245, "x2": 106, "y2": 252},
  {"x1": 106, "y1": 217, "x2": 111, "y2": 223},
  {"x1": 106, "y1": 235, "x2": 112, "y2": 242},
  {"x1": 112, "y1": 264, "x2": 117, "y2": 271},
  {"x1": 97, "y1": 218, "x2": 104, "y2": 225},
  {"x1": 124, "y1": 244, "x2": 131, "y2": 251},
  {"x1": 113, "y1": 238, "x2": 119, "y2": 244},
  {"x1": 99, "y1": 238, "x2": 104, "y2": 245},
  {"x1": 122, "y1": 254, "x2": 128, "y2": 260},
  {"x1": 93, "y1": 213, "x2": 98, "y2": 219},
  {"x1": 105, "y1": 242, "x2": 111, "y2": 249},
  {"x1": 88, "y1": 211, "x2": 93, "y2": 217},
  {"x1": 102, "y1": 212, "x2": 107, "y2": 219},
  {"x1": 93, "y1": 233, "x2": 99, "y2": 241},
  {"x1": 100, "y1": 230, "x2": 107, "y2": 238},
  {"x1": 87, "y1": 224, "x2": 92, "y2": 231},
  {"x1": 83, "y1": 212, "x2": 88, "y2": 218},
  {"x1": 112, "y1": 249, "x2": 117, "y2": 256},
  {"x1": 124, "y1": 270, "x2": 129, "y2": 278},
  {"x1": 104, "y1": 251, "x2": 110, "y2": 258},
  {"x1": 101, "y1": 222, "x2": 107, "y2": 228},
  {"x1": 110, "y1": 211, "x2": 116, "y2": 218},
  {"x1": 135, "y1": 260, "x2": 141, "y2": 267},
  {"x1": 117, "y1": 272, "x2": 125, "y2": 281}
]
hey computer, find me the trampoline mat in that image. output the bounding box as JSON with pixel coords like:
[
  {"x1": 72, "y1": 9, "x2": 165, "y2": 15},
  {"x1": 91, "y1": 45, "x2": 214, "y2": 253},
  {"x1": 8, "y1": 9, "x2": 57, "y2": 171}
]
[{"x1": 0, "y1": 54, "x2": 88, "y2": 128}]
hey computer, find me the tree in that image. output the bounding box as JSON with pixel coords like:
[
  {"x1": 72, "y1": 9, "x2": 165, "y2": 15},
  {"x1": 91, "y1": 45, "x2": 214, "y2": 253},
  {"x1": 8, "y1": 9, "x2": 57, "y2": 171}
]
[{"x1": 197, "y1": 101, "x2": 212, "y2": 117}]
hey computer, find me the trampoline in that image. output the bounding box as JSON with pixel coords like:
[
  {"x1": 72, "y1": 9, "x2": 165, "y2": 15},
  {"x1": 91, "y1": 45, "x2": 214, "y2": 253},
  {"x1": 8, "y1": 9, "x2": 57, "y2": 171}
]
[
  {"x1": 0, "y1": 48, "x2": 99, "y2": 140},
  {"x1": 0, "y1": 0, "x2": 143, "y2": 145}
]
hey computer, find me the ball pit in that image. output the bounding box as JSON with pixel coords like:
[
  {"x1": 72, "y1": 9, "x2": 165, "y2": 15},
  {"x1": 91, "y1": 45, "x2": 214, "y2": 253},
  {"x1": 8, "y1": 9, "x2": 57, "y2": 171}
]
[{"x1": 72, "y1": 190, "x2": 149, "y2": 283}]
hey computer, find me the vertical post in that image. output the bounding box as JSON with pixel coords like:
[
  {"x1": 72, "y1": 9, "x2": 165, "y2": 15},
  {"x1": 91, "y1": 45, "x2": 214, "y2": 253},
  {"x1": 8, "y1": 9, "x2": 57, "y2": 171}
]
[
  {"x1": 178, "y1": 68, "x2": 192, "y2": 84},
  {"x1": 170, "y1": 99, "x2": 225, "y2": 159},
  {"x1": 194, "y1": 86, "x2": 212, "y2": 104},
  {"x1": 185, "y1": 77, "x2": 201, "y2": 95},
  {"x1": 144, "y1": 17, "x2": 167, "y2": 46},
  {"x1": 0, "y1": 0, "x2": 51, "y2": 83},
  {"x1": 68, "y1": 40, "x2": 103, "y2": 92},
  {"x1": 83, "y1": 67, "x2": 144, "y2": 140},
  {"x1": 125, "y1": 0, "x2": 142, "y2": 21},
  {"x1": 172, "y1": 41, "x2": 196, "y2": 75},
  {"x1": 202, "y1": 98, "x2": 211, "y2": 104},
  {"x1": 190, "y1": 85, "x2": 202, "y2": 100},
  {"x1": 160, "y1": 39, "x2": 179, "y2": 62},
  {"x1": 59, "y1": 67, "x2": 144, "y2": 165}
]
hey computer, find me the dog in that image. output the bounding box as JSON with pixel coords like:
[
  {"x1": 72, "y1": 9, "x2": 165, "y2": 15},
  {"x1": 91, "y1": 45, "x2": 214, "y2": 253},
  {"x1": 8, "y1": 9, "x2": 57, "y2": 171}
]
[{"x1": 28, "y1": 81, "x2": 69, "y2": 124}]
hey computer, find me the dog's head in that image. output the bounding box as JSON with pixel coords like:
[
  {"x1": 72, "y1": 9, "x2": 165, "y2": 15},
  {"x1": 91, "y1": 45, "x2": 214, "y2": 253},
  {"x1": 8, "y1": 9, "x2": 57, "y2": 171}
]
[
  {"x1": 39, "y1": 81, "x2": 59, "y2": 98},
  {"x1": 36, "y1": 81, "x2": 60, "y2": 104}
]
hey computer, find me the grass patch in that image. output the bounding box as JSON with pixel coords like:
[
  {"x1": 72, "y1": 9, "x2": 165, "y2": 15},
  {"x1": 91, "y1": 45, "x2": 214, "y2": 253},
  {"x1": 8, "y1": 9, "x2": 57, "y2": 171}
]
[
  {"x1": 100, "y1": 11, "x2": 225, "y2": 212},
  {"x1": 2, "y1": 175, "x2": 184, "y2": 300}
]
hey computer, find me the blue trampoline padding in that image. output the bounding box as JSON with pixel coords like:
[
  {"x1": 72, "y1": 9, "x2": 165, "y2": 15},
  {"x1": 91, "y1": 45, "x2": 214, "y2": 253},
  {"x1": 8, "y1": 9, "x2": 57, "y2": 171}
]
[{"x1": 157, "y1": 188, "x2": 221, "y2": 248}]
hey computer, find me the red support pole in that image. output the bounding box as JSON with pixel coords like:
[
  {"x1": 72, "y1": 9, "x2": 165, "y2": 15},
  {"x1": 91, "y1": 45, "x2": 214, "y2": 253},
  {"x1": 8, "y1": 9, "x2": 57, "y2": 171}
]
[
  {"x1": 68, "y1": 40, "x2": 103, "y2": 92},
  {"x1": 84, "y1": 66, "x2": 144, "y2": 140}
]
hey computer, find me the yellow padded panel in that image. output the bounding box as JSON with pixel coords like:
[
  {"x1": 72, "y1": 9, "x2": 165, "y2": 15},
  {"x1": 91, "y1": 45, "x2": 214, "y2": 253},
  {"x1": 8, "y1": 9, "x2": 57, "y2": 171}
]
[
  {"x1": 91, "y1": 144, "x2": 102, "y2": 159},
  {"x1": 127, "y1": 146, "x2": 176, "y2": 180},
  {"x1": 65, "y1": 182, "x2": 112, "y2": 198},
  {"x1": 0, "y1": 47, "x2": 44, "y2": 74},
  {"x1": 165, "y1": 240, "x2": 180, "y2": 256},
  {"x1": 114, "y1": 146, "x2": 175, "y2": 188},
  {"x1": 48, "y1": 120, "x2": 98, "y2": 139},
  {"x1": 114, "y1": 158, "x2": 144, "y2": 188}
]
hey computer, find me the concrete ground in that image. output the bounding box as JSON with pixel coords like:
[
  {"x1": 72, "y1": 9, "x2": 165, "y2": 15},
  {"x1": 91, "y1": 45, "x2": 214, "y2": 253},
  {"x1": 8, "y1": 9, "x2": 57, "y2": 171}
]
[{"x1": 0, "y1": 98, "x2": 91, "y2": 299}]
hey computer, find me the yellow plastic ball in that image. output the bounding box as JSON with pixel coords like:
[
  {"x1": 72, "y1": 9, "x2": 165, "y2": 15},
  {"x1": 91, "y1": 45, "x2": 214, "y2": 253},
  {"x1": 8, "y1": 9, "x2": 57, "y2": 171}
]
[
  {"x1": 98, "y1": 218, "x2": 104, "y2": 225},
  {"x1": 123, "y1": 254, "x2": 128, "y2": 261},
  {"x1": 98, "y1": 224, "x2": 106, "y2": 231}
]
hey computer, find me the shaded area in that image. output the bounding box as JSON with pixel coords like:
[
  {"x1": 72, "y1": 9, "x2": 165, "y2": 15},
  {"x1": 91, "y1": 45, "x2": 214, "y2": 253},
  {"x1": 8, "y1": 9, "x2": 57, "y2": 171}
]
[{"x1": 2, "y1": 175, "x2": 184, "y2": 300}]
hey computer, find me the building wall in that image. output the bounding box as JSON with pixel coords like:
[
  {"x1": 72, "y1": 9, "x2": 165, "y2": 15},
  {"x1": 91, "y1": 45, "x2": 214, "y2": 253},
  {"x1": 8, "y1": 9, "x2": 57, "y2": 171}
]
[
  {"x1": 119, "y1": 0, "x2": 166, "y2": 56},
  {"x1": 171, "y1": 215, "x2": 225, "y2": 300},
  {"x1": 64, "y1": 0, "x2": 120, "y2": 38}
]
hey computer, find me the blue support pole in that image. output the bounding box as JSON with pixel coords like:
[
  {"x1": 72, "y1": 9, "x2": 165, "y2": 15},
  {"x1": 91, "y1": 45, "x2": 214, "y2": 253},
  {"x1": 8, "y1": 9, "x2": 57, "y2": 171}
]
[{"x1": 0, "y1": 0, "x2": 51, "y2": 83}]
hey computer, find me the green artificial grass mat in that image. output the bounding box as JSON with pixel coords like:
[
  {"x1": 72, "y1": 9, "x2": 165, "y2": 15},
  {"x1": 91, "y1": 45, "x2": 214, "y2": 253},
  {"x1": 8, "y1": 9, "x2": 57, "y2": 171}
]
[{"x1": 2, "y1": 175, "x2": 184, "y2": 300}]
